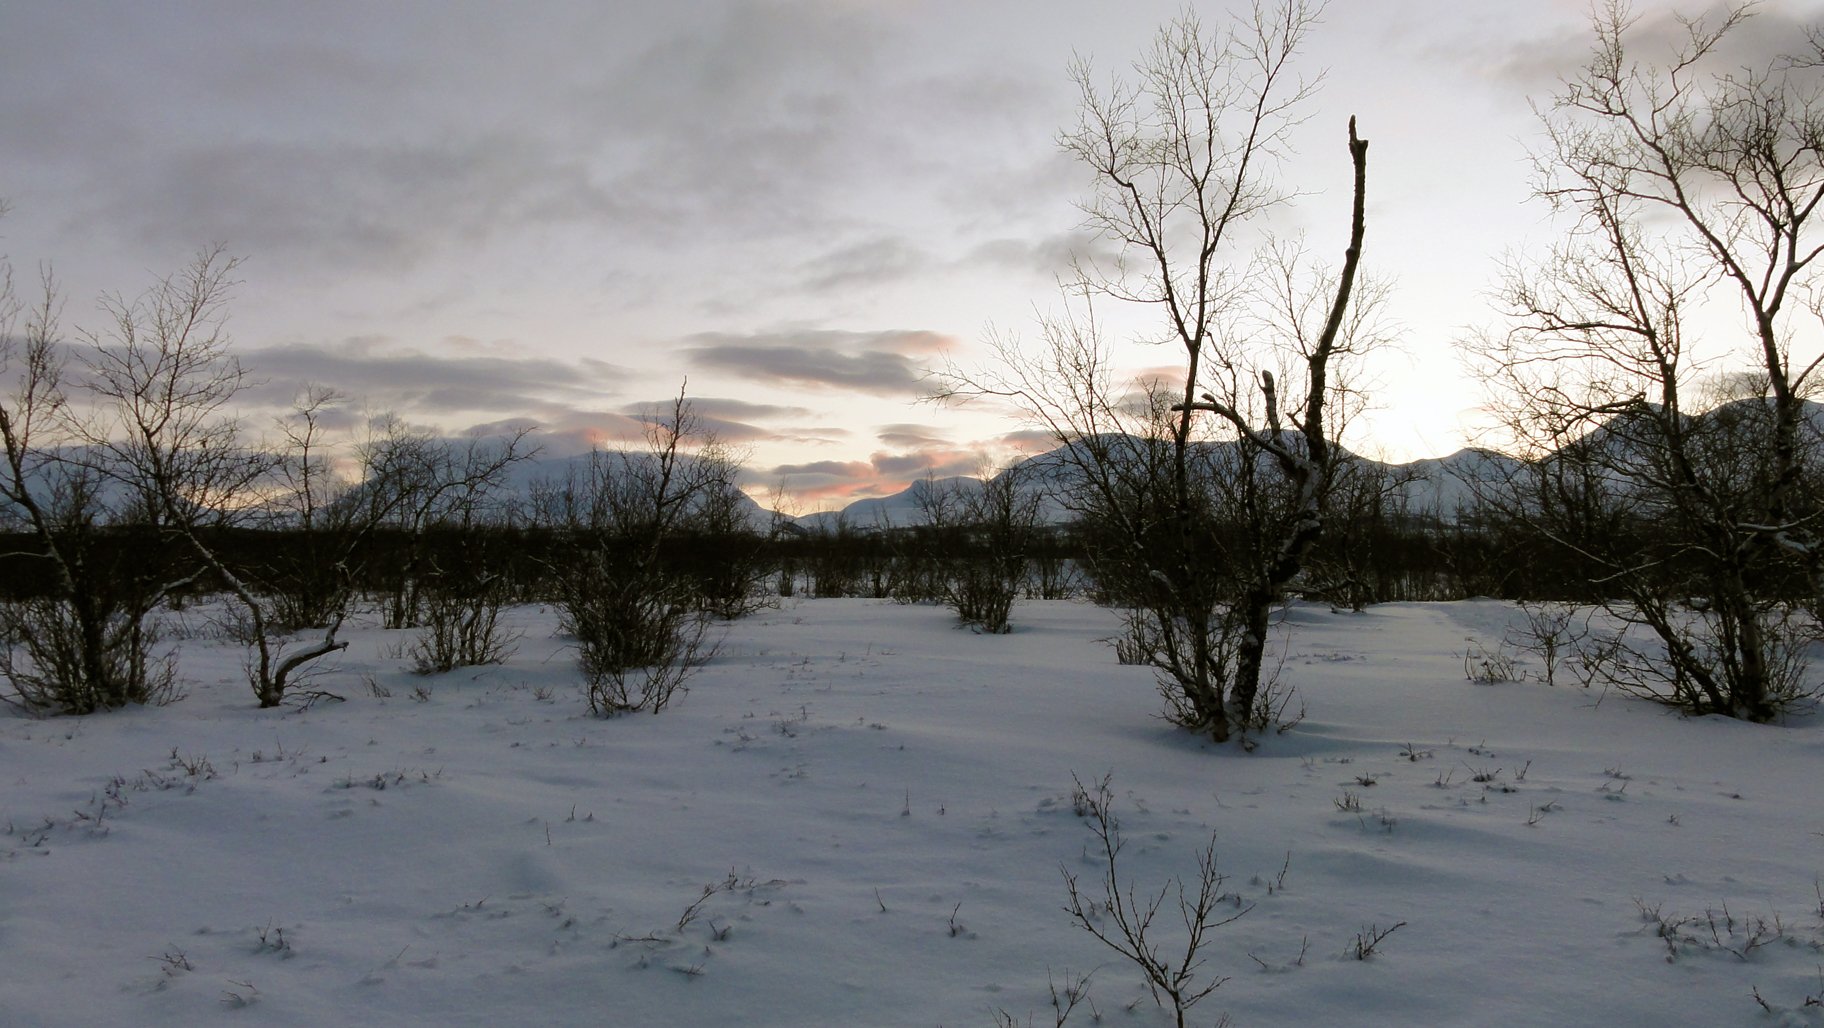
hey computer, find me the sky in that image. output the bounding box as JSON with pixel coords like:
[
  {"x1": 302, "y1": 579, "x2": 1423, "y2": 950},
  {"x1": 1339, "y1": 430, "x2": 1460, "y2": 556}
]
[{"x1": 3, "y1": 0, "x2": 1820, "y2": 508}]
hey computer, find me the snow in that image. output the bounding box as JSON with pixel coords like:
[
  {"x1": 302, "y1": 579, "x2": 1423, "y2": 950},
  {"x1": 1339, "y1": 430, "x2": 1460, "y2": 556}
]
[{"x1": 5, "y1": 598, "x2": 1823, "y2": 1026}]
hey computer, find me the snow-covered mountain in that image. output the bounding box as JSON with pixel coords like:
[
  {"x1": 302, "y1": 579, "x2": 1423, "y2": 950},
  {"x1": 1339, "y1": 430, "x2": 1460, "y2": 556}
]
[
  {"x1": 794, "y1": 437, "x2": 1522, "y2": 533},
  {"x1": 1389, "y1": 447, "x2": 1521, "y2": 519}
]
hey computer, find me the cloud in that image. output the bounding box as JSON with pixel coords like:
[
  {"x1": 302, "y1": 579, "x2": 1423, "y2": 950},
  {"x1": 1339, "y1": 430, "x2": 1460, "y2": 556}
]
[
  {"x1": 238, "y1": 337, "x2": 626, "y2": 416},
  {"x1": 453, "y1": 393, "x2": 848, "y2": 459},
  {"x1": 677, "y1": 397, "x2": 812, "y2": 421},
  {"x1": 91, "y1": 134, "x2": 627, "y2": 272},
  {"x1": 796, "y1": 236, "x2": 932, "y2": 293},
  {"x1": 774, "y1": 459, "x2": 876, "y2": 479},
  {"x1": 996, "y1": 428, "x2": 1064, "y2": 453},
  {"x1": 0, "y1": 3, "x2": 949, "y2": 275},
  {"x1": 876, "y1": 330, "x2": 955, "y2": 357},
  {"x1": 768, "y1": 445, "x2": 987, "y2": 504},
  {"x1": 581, "y1": 5, "x2": 898, "y2": 236},
  {"x1": 1480, "y1": 2, "x2": 1824, "y2": 92},
  {"x1": 611, "y1": 393, "x2": 832, "y2": 445},
  {"x1": 871, "y1": 449, "x2": 983, "y2": 479},
  {"x1": 964, "y1": 228, "x2": 1119, "y2": 279},
  {"x1": 682, "y1": 328, "x2": 954, "y2": 395},
  {"x1": 877, "y1": 423, "x2": 951, "y2": 449},
  {"x1": 790, "y1": 227, "x2": 1117, "y2": 299}
]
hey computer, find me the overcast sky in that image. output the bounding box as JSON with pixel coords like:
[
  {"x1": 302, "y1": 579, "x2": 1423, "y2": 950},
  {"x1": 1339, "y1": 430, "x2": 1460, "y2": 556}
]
[{"x1": 3, "y1": 0, "x2": 1819, "y2": 507}]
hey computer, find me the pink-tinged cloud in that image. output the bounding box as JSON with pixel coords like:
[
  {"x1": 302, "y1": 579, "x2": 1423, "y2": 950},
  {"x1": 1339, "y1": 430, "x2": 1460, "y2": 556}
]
[
  {"x1": 774, "y1": 459, "x2": 875, "y2": 479},
  {"x1": 1132, "y1": 364, "x2": 1188, "y2": 393},
  {"x1": 769, "y1": 445, "x2": 989, "y2": 505}
]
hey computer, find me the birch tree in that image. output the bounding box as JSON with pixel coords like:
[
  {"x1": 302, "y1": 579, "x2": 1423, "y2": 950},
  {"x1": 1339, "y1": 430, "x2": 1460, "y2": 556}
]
[
  {"x1": 1473, "y1": 1, "x2": 1824, "y2": 719},
  {"x1": 0, "y1": 230, "x2": 179, "y2": 712},
  {"x1": 82, "y1": 247, "x2": 346, "y2": 708},
  {"x1": 940, "y1": 3, "x2": 1374, "y2": 741}
]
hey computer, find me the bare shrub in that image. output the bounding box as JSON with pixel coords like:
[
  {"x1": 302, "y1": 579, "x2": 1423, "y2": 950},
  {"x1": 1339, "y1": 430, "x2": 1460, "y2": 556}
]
[
  {"x1": 921, "y1": 464, "x2": 1044, "y2": 634},
  {"x1": 802, "y1": 515, "x2": 863, "y2": 599},
  {"x1": 1505, "y1": 601, "x2": 1587, "y2": 687},
  {"x1": 409, "y1": 566, "x2": 519, "y2": 675},
  {"x1": 991, "y1": 968, "x2": 1097, "y2": 1028},
  {"x1": 0, "y1": 598, "x2": 180, "y2": 713},
  {"x1": 364, "y1": 424, "x2": 534, "y2": 631},
  {"x1": 1061, "y1": 773, "x2": 1247, "y2": 1028},
  {"x1": 950, "y1": 566, "x2": 1018, "y2": 634},
  {"x1": 557, "y1": 555, "x2": 717, "y2": 716},
  {"x1": 1573, "y1": 605, "x2": 1817, "y2": 713},
  {"x1": 536, "y1": 385, "x2": 743, "y2": 715},
  {"x1": 0, "y1": 221, "x2": 183, "y2": 714},
  {"x1": 583, "y1": 622, "x2": 712, "y2": 716},
  {"x1": 1350, "y1": 921, "x2": 1405, "y2": 960},
  {"x1": 78, "y1": 247, "x2": 351, "y2": 707},
  {"x1": 1463, "y1": 641, "x2": 1521, "y2": 684},
  {"x1": 1027, "y1": 545, "x2": 1081, "y2": 600}
]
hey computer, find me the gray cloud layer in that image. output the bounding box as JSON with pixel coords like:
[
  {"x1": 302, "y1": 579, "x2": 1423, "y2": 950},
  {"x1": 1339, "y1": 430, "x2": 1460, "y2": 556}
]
[
  {"x1": 683, "y1": 329, "x2": 952, "y2": 395},
  {"x1": 1, "y1": 2, "x2": 1065, "y2": 283},
  {"x1": 239, "y1": 338, "x2": 626, "y2": 415},
  {"x1": 1475, "y1": 2, "x2": 1824, "y2": 90}
]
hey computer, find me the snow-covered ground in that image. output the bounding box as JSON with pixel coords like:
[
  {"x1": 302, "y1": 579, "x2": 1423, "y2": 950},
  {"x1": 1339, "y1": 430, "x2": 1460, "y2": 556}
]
[{"x1": 5, "y1": 599, "x2": 1823, "y2": 1026}]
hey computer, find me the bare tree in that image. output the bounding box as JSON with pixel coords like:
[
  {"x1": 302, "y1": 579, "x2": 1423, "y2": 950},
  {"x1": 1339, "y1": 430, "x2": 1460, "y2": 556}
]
[
  {"x1": 940, "y1": 4, "x2": 1372, "y2": 741},
  {"x1": 1472, "y1": 1, "x2": 1824, "y2": 719},
  {"x1": 681, "y1": 437, "x2": 777, "y2": 619},
  {"x1": 915, "y1": 461, "x2": 1045, "y2": 633},
  {"x1": 262, "y1": 384, "x2": 356, "y2": 631},
  {"x1": 405, "y1": 452, "x2": 526, "y2": 676},
  {"x1": 0, "y1": 230, "x2": 179, "y2": 712},
  {"x1": 77, "y1": 247, "x2": 347, "y2": 708},
  {"x1": 361, "y1": 414, "x2": 534, "y2": 630},
  {"x1": 1173, "y1": 196, "x2": 1370, "y2": 714},
  {"x1": 545, "y1": 384, "x2": 725, "y2": 714}
]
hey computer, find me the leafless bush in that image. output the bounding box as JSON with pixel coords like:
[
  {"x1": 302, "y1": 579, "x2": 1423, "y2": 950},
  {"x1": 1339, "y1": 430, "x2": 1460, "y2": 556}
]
[
  {"x1": 949, "y1": 564, "x2": 1018, "y2": 635},
  {"x1": 689, "y1": 472, "x2": 779, "y2": 620},
  {"x1": 1115, "y1": 604, "x2": 1300, "y2": 740},
  {"x1": 1505, "y1": 601, "x2": 1587, "y2": 687},
  {"x1": 582, "y1": 617, "x2": 714, "y2": 716},
  {"x1": 1463, "y1": 640, "x2": 1521, "y2": 684},
  {"x1": 1350, "y1": 921, "x2": 1405, "y2": 960},
  {"x1": 935, "y1": 5, "x2": 1374, "y2": 742},
  {"x1": 537, "y1": 385, "x2": 741, "y2": 714},
  {"x1": 1634, "y1": 896, "x2": 1790, "y2": 964},
  {"x1": 1111, "y1": 620, "x2": 1154, "y2": 666},
  {"x1": 1061, "y1": 772, "x2": 1246, "y2": 1028},
  {"x1": 560, "y1": 557, "x2": 691, "y2": 673},
  {"x1": 0, "y1": 598, "x2": 180, "y2": 713},
  {"x1": 559, "y1": 558, "x2": 716, "y2": 716},
  {"x1": 409, "y1": 567, "x2": 519, "y2": 675},
  {"x1": 991, "y1": 967, "x2": 1097, "y2": 1028},
  {"x1": 1470, "y1": 3, "x2": 1824, "y2": 723},
  {"x1": 0, "y1": 222, "x2": 185, "y2": 714},
  {"x1": 366, "y1": 422, "x2": 534, "y2": 631},
  {"x1": 917, "y1": 465, "x2": 1044, "y2": 634},
  {"x1": 801, "y1": 515, "x2": 863, "y2": 599},
  {"x1": 1027, "y1": 550, "x2": 1081, "y2": 600},
  {"x1": 1573, "y1": 605, "x2": 1818, "y2": 714}
]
